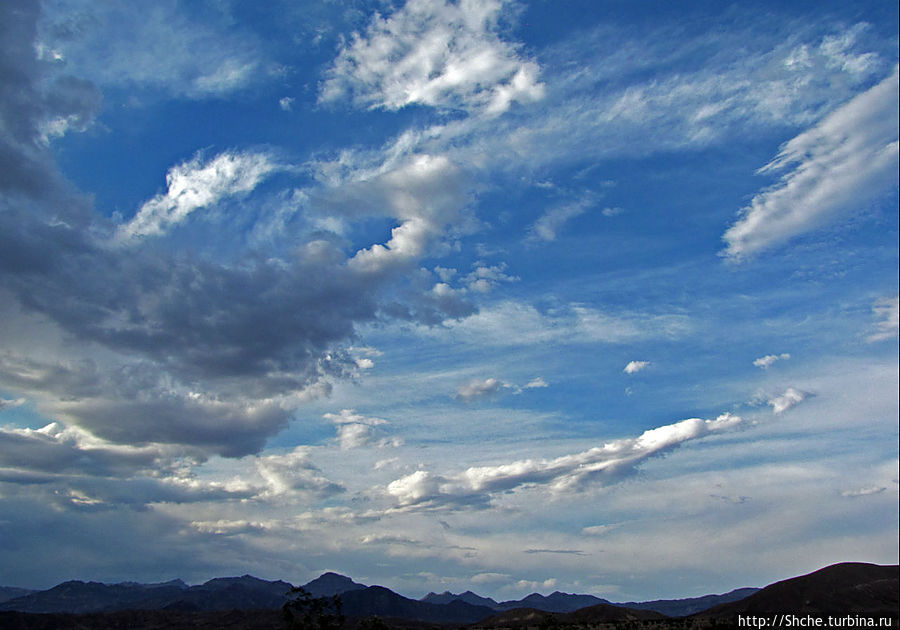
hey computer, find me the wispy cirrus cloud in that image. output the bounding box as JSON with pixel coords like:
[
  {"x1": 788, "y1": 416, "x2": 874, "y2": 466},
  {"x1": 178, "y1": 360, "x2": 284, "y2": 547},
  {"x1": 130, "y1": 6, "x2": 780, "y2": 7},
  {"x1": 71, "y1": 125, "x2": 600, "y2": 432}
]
[
  {"x1": 723, "y1": 66, "x2": 899, "y2": 258},
  {"x1": 868, "y1": 296, "x2": 899, "y2": 342},
  {"x1": 117, "y1": 150, "x2": 282, "y2": 241}
]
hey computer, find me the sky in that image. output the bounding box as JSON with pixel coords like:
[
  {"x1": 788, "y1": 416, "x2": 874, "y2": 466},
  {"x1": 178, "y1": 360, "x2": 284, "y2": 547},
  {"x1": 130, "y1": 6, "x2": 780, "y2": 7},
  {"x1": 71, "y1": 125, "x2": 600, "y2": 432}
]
[{"x1": 0, "y1": 0, "x2": 898, "y2": 602}]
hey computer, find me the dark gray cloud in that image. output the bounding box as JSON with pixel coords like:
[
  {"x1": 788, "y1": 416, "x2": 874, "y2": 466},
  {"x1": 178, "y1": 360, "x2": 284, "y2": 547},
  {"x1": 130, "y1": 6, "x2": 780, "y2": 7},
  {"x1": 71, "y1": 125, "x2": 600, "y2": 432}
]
[{"x1": 0, "y1": 2, "x2": 474, "y2": 457}]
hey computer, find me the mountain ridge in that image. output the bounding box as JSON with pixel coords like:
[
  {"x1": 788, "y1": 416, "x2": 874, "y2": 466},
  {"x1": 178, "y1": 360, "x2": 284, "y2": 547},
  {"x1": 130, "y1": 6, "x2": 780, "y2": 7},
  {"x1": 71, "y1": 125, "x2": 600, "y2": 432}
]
[{"x1": 1, "y1": 562, "x2": 895, "y2": 623}]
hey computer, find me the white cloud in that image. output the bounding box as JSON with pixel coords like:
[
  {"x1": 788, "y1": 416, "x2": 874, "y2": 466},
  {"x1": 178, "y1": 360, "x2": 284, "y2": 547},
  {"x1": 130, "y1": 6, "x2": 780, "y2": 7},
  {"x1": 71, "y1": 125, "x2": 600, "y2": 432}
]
[
  {"x1": 320, "y1": 0, "x2": 544, "y2": 115},
  {"x1": 723, "y1": 66, "x2": 899, "y2": 258},
  {"x1": 457, "y1": 377, "x2": 511, "y2": 401},
  {"x1": 523, "y1": 377, "x2": 548, "y2": 390},
  {"x1": 345, "y1": 154, "x2": 470, "y2": 273},
  {"x1": 529, "y1": 198, "x2": 593, "y2": 242},
  {"x1": 255, "y1": 447, "x2": 344, "y2": 497},
  {"x1": 868, "y1": 296, "x2": 899, "y2": 342},
  {"x1": 428, "y1": 300, "x2": 690, "y2": 346},
  {"x1": 767, "y1": 387, "x2": 809, "y2": 414},
  {"x1": 324, "y1": 409, "x2": 400, "y2": 450},
  {"x1": 623, "y1": 360, "x2": 649, "y2": 374},
  {"x1": 753, "y1": 353, "x2": 791, "y2": 369},
  {"x1": 118, "y1": 150, "x2": 280, "y2": 240},
  {"x1": 279, "y1": 97, "x2": 295, "y2": 111},
  {"x1": 0, "y1": 397, "x2": 26, "y2": 410},
  {"x1": 385, "y1": 413, "x2": 743, "y2": 509},
  {"x1": 841, "y1": 486, "x2": 886, "y2": 498},
  {"x1": 38, "y1": 1, "x2": 263, "y2": 98}
]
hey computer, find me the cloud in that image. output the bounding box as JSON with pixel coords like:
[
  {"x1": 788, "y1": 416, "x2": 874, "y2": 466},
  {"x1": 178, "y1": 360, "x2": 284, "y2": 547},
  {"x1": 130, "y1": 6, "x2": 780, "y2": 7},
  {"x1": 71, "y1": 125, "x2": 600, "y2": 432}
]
[
  {"x1": 868, "y1": 296, "x2": 899, "y2": 342},
  {"x1": 841, "y1": 486, "x2": 886, "y2": 498},
  {"x1": 255, "y1": 447, "x2": 345, "y2": 498},
  {"x1": 529, "y1": 198, "x2": 593, "y2": 242},
  {"x1": 385, "y1": 413, "x2": 743, "y2": 509},
  {"x1": 457, "y1": 377, "x2": 511, "y2": 402},
  {"x1": 37, "y1": 0, "x2": 264, "y2": 98},
  {"x1": 343, "y1": 154, "x2": 472, "y2": 274},
  {"x1": 753, "y1": 353, "x2": 791, "y2": 369},
  {"x1": 767, "y1": 387, "x2": 809, "y2": 414},
  {"x1": 456, "y1": 376, "x2": 548, "y2": 401},
  {"x1": 623, "y1": 361, "x2": 649, "y2": 374},
  {"x1": 0, "y1": 397, "x2": 26, "y2": 411},
  {"x1": 723, "y1": 66, "x2": 899, "y2": 258},
  {"x1": 324, "y1": 409, "x2": 400, "y2": 449},
  {"x1": 428, "y1": 301, "x2": 691, "y2": 347},
  {"x1": 320, "y1": 0, "x2": 544, "y2": 115},
  {"x1": 117, "y1": 150, "x2": 281, "y2": 240}
]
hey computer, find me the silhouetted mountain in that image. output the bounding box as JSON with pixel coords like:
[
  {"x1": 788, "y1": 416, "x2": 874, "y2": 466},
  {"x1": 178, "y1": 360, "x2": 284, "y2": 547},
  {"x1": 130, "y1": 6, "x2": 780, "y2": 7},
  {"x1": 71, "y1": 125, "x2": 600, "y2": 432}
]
[
  {"x1": 700, "y1": 562, "x2": 899, "y2": 619},
  {"x1": 497, "y1": 591, "x2": 611, "y2": 612},
  {"x1": 474, "y1": 602, "x2": 665, "y2": 627},
  {"x1": 0, "y1": 587, "x2": 36, "y2": 604},
  {"x1": 303, "y1": 572, "x2": 367, "y2": 597},
  {"x1": 615, "y1": 586, "x2": 760, "y2": 616},
  {"x1": 341, "y1": 585, "x2": 496, "y2": 624},
  {"x1": 421, "y1": 590, "x2": 501, "y2": 608},
  {"x1": 0, "y1": 575, "x2": 292, "y2": 613}
]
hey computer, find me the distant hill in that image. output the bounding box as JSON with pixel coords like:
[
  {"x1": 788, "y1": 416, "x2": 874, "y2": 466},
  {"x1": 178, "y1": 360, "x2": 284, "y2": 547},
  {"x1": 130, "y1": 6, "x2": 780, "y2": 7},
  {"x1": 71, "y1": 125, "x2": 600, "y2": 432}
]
[
  {"x1": 0, "y1": 575, "x2": 292, "y2": 614},
  {"x1": 498, "y1": 591, "x2": 611, "y2": 612},
  {"x1": 302, "y1": 572, "x2": 367, "y2": 598},
  {"x1": 0, "y1": 587, "x2": 36, "y2": 604},
  {"x1": 473, "y1": 602, "x2": 665, "y2": 628},
  {"x1": 421, "y1": 590, "x2": 611, "y2": 613},
  {"x1": 341, "y1": 585, "x2": 496, "y2": 624},
  {"x1": 615, "y1": 586, "x2": 760, "y2": 617},
  {"x1": 421, "y1": 589, "x2": 500, "y2": 609},
  {"x1": 700, "y1": 562, "x2": 899, "y2": 619}
]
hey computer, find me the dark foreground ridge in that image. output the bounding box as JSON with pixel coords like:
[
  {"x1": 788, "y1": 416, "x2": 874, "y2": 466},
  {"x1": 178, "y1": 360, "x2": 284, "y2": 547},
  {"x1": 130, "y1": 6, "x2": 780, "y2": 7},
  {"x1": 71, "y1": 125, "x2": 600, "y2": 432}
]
[{"x1": 0, "y1": 562, "x2": 896, "y2": 629}]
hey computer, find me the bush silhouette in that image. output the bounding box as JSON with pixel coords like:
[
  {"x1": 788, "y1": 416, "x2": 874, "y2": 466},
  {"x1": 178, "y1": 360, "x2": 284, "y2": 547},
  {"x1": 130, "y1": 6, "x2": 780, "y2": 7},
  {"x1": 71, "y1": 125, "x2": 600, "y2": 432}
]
[{"x1": 283, "y1": 586, "x2": 344, "y2": 630}]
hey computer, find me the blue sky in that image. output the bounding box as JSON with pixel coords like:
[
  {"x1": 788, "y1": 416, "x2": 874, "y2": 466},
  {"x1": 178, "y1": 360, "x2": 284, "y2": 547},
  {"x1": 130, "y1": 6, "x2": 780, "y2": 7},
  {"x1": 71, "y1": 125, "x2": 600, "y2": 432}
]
[{"x1": 0, "y1": 0, "x2": 897, "y2": 602}]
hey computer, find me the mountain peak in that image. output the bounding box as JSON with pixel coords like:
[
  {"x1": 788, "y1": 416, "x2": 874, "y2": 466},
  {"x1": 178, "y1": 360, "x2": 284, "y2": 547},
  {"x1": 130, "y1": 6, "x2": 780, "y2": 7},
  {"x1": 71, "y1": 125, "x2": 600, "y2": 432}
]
[{"x1": 302, "y1": 572, "x2": 367, "y2": 598}]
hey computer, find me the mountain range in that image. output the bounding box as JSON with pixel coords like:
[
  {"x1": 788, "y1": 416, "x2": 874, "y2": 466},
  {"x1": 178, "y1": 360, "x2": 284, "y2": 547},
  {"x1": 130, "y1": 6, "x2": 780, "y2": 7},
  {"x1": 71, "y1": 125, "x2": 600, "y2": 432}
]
[{"x1": 0, "y1": 562, "x2": 896, "y2": 627}]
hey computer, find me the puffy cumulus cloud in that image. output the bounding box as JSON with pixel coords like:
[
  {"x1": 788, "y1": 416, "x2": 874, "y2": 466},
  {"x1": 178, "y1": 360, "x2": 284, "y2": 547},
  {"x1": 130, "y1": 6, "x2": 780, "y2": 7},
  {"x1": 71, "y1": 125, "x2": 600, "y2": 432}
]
[
  {"x1": 37, "y1": 0, "x2": 264, "y2": 98},
  {"x1": 385, "y1": 413, "x2": 743, "y2": 509},
  {"x1": 723, "y1": 66, "x2": 899, "y2": 259},
  {"x1": 457, "y1": 377, "x2": 511, "y2": 401},
  {"x1": 754, "y1": 353, "x2": 791, "y2": 369},
  {"x1": 255, "y1": 446, "x2": 345, "y2": 498},
  {"x1": 117, "y1": 150, "x2": 282, "y2": 240},
  {"x1": 461, "y1": 262, "x2": 519, "y2": 293},
  {"x1": 623, "y1": 360, "x2": 649, "y2": 374},
  {"x1": 767, "y1": 387, "x2": 809, "y2": 414},
  {"x1": 324, "y1": 408, "x2": 402, "y2": 449},
  {"x1": 320, "y1": 0, "x2": 544, "y2": 115},
  {"x1": 868, "y1": 296, "x2": 899, "y2": 342},
  {"x1": 345, "y1": 154, "x2": 472, "y2": 274}
]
